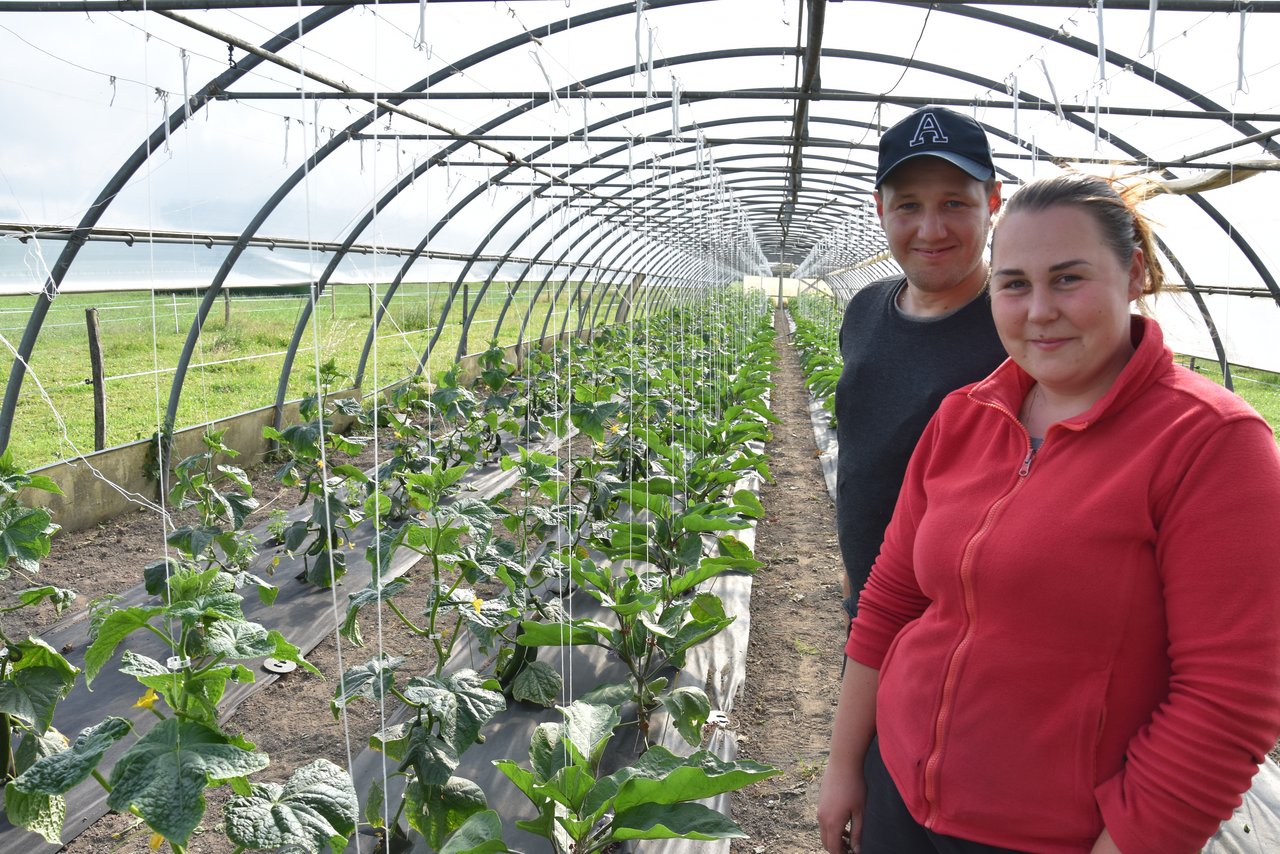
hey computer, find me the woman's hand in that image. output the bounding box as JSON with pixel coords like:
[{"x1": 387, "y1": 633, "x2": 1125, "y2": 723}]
[
  {"x1": 817, "y1": 758, "x2": 866, "y2": 853},
  {"x1": 817, "y1": 659, "x2": 880, "y2": 853}
]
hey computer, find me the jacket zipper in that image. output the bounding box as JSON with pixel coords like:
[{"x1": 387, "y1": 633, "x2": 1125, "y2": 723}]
[{"x1": 922, "y1": 406, "x2": 1035, "y2": 826}]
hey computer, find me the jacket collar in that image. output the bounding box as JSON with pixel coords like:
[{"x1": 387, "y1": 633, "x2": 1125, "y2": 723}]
[{"x1": 969, "y1": 315, "x2": 1171, "y2": 430}]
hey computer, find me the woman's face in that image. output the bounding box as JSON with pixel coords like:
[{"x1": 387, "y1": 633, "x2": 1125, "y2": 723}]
[{"x1": 989, "y1": 204, "x2": 1144, "y2": 405}]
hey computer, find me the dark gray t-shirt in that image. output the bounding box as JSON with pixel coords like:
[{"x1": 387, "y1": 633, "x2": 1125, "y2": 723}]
[{"x1": 834, "y1": 276, "x2": 1007, "y2": 612}]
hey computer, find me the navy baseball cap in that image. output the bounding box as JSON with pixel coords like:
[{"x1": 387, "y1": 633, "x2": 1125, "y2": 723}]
[{"x1": 874, "y1": 106, "x2": 995, "y2": 188}]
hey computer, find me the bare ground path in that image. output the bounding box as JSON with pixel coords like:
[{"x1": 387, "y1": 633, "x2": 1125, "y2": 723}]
[{"x1": 730, "y1": 308, "x2": 846, "y2": 854}]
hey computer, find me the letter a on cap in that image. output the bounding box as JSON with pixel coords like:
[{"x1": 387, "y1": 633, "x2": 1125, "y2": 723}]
[{"x1": 908, "y1": 112, "x2": 949, "y2": 148}]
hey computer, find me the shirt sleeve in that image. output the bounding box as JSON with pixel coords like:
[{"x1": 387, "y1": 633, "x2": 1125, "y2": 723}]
[
  {"x1": 1098, "y1": 417, "x2": 1280, "y2": 854},
  {"x1": 843, "y1": 404, "x2": 939, "y2": 667}
]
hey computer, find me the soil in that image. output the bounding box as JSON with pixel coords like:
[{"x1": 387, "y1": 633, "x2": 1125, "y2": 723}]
[{"x1": 3, "y1": 311, "x2": 846, "y2": 853}]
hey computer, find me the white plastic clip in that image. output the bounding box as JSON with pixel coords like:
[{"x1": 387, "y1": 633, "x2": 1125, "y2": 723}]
[{"x1": 166, "y1": 656, "x2": 191, "y2": 671}]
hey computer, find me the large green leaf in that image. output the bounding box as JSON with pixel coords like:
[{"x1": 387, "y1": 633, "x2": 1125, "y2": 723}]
[
  {"x1": 3, "y1": 781, "x2": 65, "y2": 844},
  {"x1": 510, "y1": 660, "x2": 561, "y2": 707},
  {"x1": 731, "y1": 488, "x2": 766, "y2": 520},
  {"x1": 611, "y1": 749, "x2": 780, "y2": 812},
  {"x1": 332, "y1": 655, "x2": 403, "y2": 717},
  {"x1": 680, "y1": 508, "x2": 749, "y2": 533},
  {"x1": 443, "y1": 670, "x2": 506, "y2": 751},
  {"x1": 570, "y1": 401, "x2": 622, "y2": 442},
  {"x1": 200, "y1": 619, "x2": 276, "y2": 659},
  {"x1": 3, "y1": 726, "x2": 71, "y2": 844},
  {"x1": 660, "y1": 687, "x2": 712, "y2": 747},
  {"x1": 611, "y1": 801, "x2": 747, "y2": 841},
  {"x1": 438, "y1": 809, "x2": 509, "y2": 854},
  {"x1": 561, "y1": 701, "x2": 620, "y2": 769},
  {"x1": 0, "y1": 666, "x2": 75, "y2": 734},
  {"x1": 398, "y1": 721, "x2": 459, "y2": 787},
  {"x1": 515, "y1": 619, "x2": 613, "y2": 648},
  {"x1": 10, "y1": 717, "x2": 132, "y2": 795},
  {"x1": 405, "y1": 776, "x2": 487, "y2": 850},
  {"x1": 224, "y1": 758, "x2": 357, "y2": 854},
  {"x1": 0, "y1": 505, "x2": 56, "y2": 574},
  {"x1": 106, "y1": 718, "x2": 269, "y2": 846}
]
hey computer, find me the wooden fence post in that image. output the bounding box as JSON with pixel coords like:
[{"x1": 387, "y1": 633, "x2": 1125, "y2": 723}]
[{"x1": 85, "y1": 308, "x2": 106, "y2": 451}]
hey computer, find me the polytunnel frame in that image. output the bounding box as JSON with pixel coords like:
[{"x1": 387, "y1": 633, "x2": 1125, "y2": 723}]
[{"x1": 2, "y1": 0, "x2": 1279, "y2": 454}]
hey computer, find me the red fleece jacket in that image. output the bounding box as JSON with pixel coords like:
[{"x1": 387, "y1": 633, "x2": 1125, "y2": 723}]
[{"x1": 846, "y1": 316, "x2": 1280, "y2": 854}]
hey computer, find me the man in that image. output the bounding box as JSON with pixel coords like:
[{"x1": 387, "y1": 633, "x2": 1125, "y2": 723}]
[{"x1": 835, "y1": 106, "x2": 1007, "y2": 616}]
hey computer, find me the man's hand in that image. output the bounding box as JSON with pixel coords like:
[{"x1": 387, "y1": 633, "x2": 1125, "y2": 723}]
[{"x1": 817, "y1": 757, "x2": 866, "y2": 853}]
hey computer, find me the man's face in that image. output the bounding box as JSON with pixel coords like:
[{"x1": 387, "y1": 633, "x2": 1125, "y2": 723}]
[{"x1": 874, "y1": 158, "x2": 1001, "y2": 297}]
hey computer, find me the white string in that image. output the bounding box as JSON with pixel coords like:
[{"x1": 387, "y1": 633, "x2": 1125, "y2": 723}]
[
  {"x1": 1236, "y1": 6, "x2": 1250, "y2": 98},
  {"x1": 1143, "y1": 0, "x2": 1158, "y2": 56},
  {"x1": 179, "y1": 48, "x2": 191, "y2": 121},
  {"x1": 1096, "y1": 0, "x2": 1107, "y2": 83},
  {"x1": 1037, "y1": 58, "x2": 1064, "y2": 123}
]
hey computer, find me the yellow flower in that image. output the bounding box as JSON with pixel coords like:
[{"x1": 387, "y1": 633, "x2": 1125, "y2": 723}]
[
  {"x1": 133, "y1": 688, "x2": 160, "y2": 711},
  {"x1": 149, "y1": 832, "x2": 165, "y2": 851},
  {"x1": 472, "y1": 597, "x2": 483, "y2": 614},
  {"x1": 609, "y1": 424, "x2": 621, "y2": 434}
]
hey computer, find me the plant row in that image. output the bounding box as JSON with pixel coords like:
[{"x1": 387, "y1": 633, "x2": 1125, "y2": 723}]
[
  {"x1": 787, "y1": 293, "x2": 843, "y2": 425},
  {"x1": 0, "y1": 289, "x2": 782, "y2": 854}
]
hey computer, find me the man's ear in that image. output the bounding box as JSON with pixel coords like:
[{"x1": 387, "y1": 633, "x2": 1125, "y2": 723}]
[
  {"x1": 988, "y1": 182, "x2": 1003, "y2": 216},
  {"x1": 874, "y1": 191, "x2": 885, "y2": 220}
]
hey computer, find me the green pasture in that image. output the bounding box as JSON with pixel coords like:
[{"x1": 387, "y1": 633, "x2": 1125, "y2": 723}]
[
  {"x1": 0, "y1": 281, "x2": 638, "y2": 467},
  {"x1": 1177, "y1": 356, "x2": 1280, "y2": 439}
]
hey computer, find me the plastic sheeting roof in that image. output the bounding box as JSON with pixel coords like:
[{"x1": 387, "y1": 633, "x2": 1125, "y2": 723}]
[{"x1": 2, "y1": 0, "x2": 1280, "y2": 449}]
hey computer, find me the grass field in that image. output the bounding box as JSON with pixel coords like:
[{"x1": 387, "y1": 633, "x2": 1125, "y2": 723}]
[
  {"x1": 1177, "y1": 356, "x2": 1280, "y2": 439},
  {"x1": 2, "y1": 290, "x2": 1275, "y2": 470},
  {"x1": 0, "y1": 281, "x2": 639, "y2": 467}
]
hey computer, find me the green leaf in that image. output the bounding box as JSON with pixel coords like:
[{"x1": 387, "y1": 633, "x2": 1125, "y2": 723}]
[
  {"x1": 3, "y1": 726, "x2": 70, "y2": 843},
  {"x1": 444, "y1": 670, "x2": 506, "y2": 751},
  {"x1": 0, "y1": 505, "x2": 56, "y2": 574},
  {"x1": 0, "y1": 666, "x2": 75, "y2": 734},
  {"x1": 10, "y1": 717, "x2": 132, "y2": 795},
  {"x1": 611, "y1": 801, "x2": 747, "y2": 841},
  {"x1": 305, "y1": 549, "x2": 347, "y2": 588},
  {"x1": 510, "y1": 660, "x2": 561, "y2": 707},
  {"x1": 561, "y1": 700, "x2": 620, "y2": 769},
  {"x1": 332, "y1": 655, "x2": 403, "y2": 716},
  {"x1": 201, "y1": 619, "x2": 276, "y2": 659},
  {"x1": 3, "y1": 781, "x2": 65, "y2": 844},
  {"x1": 341, "y1": 579, "x2": 410, "y2": 647},
  {"x1": 680, "y1": 508, "x2": 749, "y2": 533},
  {"x1": 570, "y1": 401, "x2": 622, "y2": 442},
  {"x1": 405, "y1": 776, "x2": 488, "y2": 850},
  {"x1": 15, "y1": 585, "x2": 76, "y2": 614},
  {"x1": 84, "y1": 606, "x2": 165, "y2": 687},
  {"x1": 364, "y1": 778, "x2": 386, "y2": 829},
  {"x1": 617, "y1": 488, "x2": 671, "y2": 517},
  {"x1": 107, "y1": 718, "x2": 269, "y2": 846},
  {"x1": 224, "y1": 758, "x2": 357, "y2": 854},
  {"x1": 612, "y1": 750, "x2": 781, "y2": 812},
  {"x1": 438, "y1": 809, "x2": 509, "y2": 854},
  {"x1": 661, "y1": 687, "x2": 712, "y2": 747},
  {"x1": 731, "y1": 488, "x2": 766, "y2": 520},
  {"x1": 515, "y1": 619, "x2": 612, "y2": 648}
]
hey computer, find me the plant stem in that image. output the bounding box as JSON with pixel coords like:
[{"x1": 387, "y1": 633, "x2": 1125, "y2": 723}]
[{"x1": 91, "y1": 769, "x2": 112, "y2": 792}]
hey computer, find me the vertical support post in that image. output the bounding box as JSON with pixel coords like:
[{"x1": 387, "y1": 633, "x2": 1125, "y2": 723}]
[
  {"x1": 223, "y1": 288, "x2": 231, "y2": 324},
  {"x1": 85, "y1": 308, "x2": 106, "y2": 452}
]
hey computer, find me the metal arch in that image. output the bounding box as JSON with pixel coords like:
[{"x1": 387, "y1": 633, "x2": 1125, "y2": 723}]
[
  {"x1": 1151, "y1": 233, "x2": 1235, "y2": 390},
  {"x1": 913, "y1": 3, "x2": 1280, "y2": 304},
  {"x1": 232, "y1": 0, "x2": 721, "y2": 432},
  {"x1": 439, "y1": 117, "x2": 775, "y2": 362},
  {"x1": 0, "y1": 4, "x2": 349, "y2": 454}
]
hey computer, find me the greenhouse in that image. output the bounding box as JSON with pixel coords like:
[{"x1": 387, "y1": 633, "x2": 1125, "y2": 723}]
[{"x1": 1, "y1": 0, "x2": 1280, "y2": 852}]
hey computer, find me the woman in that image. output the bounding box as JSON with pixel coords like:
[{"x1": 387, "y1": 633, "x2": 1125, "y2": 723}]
[{"x1": 817, "y1": 172, "x2": 1280, "y2": 854}]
